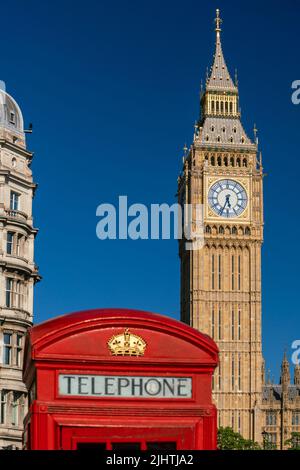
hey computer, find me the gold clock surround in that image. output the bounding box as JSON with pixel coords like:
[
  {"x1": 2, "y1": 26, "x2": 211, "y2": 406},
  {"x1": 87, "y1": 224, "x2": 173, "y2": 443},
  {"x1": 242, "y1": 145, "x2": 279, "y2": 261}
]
[{"x1": 206, "y1": 176, "x2": 250, "y2": 221}]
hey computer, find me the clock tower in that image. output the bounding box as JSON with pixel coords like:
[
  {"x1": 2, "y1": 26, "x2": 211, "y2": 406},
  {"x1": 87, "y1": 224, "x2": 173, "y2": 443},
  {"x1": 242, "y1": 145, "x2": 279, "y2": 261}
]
[{"x1": 178, "y1": 9, "x2": 264, "y2": 441}]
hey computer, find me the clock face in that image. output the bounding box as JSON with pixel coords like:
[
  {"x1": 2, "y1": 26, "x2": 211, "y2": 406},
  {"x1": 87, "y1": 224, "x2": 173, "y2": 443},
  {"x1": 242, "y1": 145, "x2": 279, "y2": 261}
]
[{"x1": 208, "y1": 179, "x2": 248, "y2": 218}]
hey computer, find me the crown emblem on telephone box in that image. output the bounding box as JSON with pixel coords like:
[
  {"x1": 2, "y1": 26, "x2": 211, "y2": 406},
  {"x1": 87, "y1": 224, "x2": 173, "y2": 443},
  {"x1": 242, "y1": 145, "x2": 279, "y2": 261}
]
[{"x1": 107, "y1": 328, "x2": 147, "y2": 357}]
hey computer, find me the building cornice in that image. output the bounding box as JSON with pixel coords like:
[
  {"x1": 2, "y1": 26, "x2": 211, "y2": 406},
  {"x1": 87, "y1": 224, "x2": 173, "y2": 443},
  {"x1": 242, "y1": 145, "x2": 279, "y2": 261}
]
[
  {"x1": 0, "y1": 139, "x2": 34, "y2": 160},
  {"x1": 0, "y1": 169, "x2": 36, "y2": 190},
  {"x1": 0, "y1": 213, "x2": 39, "y2": 234},
  {"x1": 0, "y1": 260, "x2": 41, "y2": 280}
]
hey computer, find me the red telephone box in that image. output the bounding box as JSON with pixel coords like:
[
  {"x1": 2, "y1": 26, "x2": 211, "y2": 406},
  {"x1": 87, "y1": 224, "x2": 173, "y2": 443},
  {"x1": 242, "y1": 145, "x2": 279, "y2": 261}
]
[{"x1": 23, "y1": 309, "x2": 218, "y2": 450}]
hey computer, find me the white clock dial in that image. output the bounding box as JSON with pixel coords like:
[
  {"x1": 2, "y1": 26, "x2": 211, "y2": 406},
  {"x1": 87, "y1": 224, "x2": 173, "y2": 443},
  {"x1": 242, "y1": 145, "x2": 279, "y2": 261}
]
[{"x1": 208, "y1": 179, "x2": 248, "y2": 218}]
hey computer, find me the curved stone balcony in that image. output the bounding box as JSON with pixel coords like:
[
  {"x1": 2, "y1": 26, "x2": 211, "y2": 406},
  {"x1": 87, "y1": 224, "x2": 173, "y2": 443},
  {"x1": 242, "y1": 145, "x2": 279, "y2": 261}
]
[
  {"x1": 0, "y1": 307, "x2": 33, "y2": 326},
  {"x1": 0, "y1": 254, "x2": 36, "y2": 277},
  {"x1": 0, "y1": 426, "x2": 24, "y2": 449},
  {"x1": 4, "y1": 209, "x2": 28, "y2": 221}
]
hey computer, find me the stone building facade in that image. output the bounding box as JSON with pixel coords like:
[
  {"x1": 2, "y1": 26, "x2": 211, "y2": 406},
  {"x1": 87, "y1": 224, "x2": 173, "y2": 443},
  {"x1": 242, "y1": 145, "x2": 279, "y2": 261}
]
[
  {"x1": 0, "y1": 83, "x2": 39, "y2": 449},
  {"x1": 260, "y1": 355, "x2": 300, "y2": 449}
]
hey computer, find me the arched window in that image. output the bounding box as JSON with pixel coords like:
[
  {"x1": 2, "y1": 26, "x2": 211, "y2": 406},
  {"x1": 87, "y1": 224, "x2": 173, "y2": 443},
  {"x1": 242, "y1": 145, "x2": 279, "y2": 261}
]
[
  {"x1": 266, "y1": 412, "x2": 277, "y2": 426},
  {"x1": 212, "y1": 309, "x2": 215, "y2": 339},
  {"x1": 243, "y1": 158, "x2": 247, "y2": 167},
  {"x1": 211, "y1": 101, "x2": 215, "y2": 112},
  {"x1": 238, "y1": 354, "x2": 242, "y2": 391},
  {"x1": 211, "y1": 156, "x2": 215, "y2": 166},
  {"x1": 230, "y1": 157, "x2": 235, "y2": 166},
  {"x1": 237, "y1": 157, "x2": 241, "y2": 167},
  {"x1": 232, "y1": 253, "x2": 236, "y2": 291},
  {"x1": 232, "y1": 226, "x2": 237, "y2": 235},
  {"x1": 206, "y1": 225, "x2": 212, "y2": 234},
  {"x1": 9, "y1": 112, "x2": 16, "y2": 125},
  {"x1": 218, "y1": 254, "x2": 222, "y2": 290},
  {"x1": 219, "y1": 226, "x2": 224, "y2": 234},
  {"x1": 230, "y1": 102, "x2": 233, "y2": 114},
  {"x1": 221, "y1": 101, "x2": 224, "y2": 113},
  {"x1": 217, "y1": 156, "x2": 222, "y2": 166},
  {"x1": 211, "y1": 253, "x2": 215, "y2": 290},
  {"x1": 245, "y1": 227, "x2": 251, "y2": 236},
  {"x1": 224, "y1": 156, "x2": 228, "y2": 166},
  {"x1": 238, "y1": 254, "x2": 241, "y2": 291}
]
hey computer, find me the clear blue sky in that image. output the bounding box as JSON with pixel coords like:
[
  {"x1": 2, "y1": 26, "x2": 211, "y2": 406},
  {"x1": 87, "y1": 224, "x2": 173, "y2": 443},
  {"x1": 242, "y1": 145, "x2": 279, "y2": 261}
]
[{"x1": 2, "y1": 0, "x2": 299, "y2": 380}]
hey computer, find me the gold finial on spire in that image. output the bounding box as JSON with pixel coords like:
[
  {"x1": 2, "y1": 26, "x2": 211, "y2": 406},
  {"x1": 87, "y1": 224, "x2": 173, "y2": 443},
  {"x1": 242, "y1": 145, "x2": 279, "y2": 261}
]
[
  {"x1": 253, "y1": 123, "x2": 258, "y2": 138},
  {"x1": 235, "y1": 69, "x2": 239, "y2": 87},
  {"x1": 215, "y1": 8, "x2": 222, "y2": 33},
  {"x1": 183, "y1": 143, "x2": 188, "y2": 157}
]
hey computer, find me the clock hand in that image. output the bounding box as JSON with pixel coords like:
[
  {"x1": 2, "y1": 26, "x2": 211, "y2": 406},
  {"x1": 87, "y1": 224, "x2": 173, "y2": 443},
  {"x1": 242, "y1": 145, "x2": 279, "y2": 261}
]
[
  {"x1": 220, "y1": 195, "x2": 232, "y2": 216},
  {"x1": 219, "y1": 195, "x2": 232, "y2": 216},
  {"x1": 225, "y1": 194, "x2": 231, "y2": 208},
  {"x1": 220, "y1": 200, "x2": 228, "y2": 215}
]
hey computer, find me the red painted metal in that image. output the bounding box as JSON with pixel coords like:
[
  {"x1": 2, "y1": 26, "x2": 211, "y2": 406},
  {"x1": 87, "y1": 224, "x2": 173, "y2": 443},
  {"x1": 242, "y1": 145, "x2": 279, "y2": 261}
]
[{"x1": 23, "y1": 308, "x2": 219, "y2": 450}]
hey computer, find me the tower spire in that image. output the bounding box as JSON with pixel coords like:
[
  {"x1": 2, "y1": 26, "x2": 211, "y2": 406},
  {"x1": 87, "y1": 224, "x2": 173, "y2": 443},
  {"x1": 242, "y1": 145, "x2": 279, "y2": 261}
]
[
  {"x1": 280, "y1": 350, "x2": 290, "y2": 387},
  {"x1": 206, "y1": 9, "x2": 236, "y2": 91},
  {"x1": 294, "y1": 363, "x2": 300, "y2": 386},
  {"x1": 197, "y1": 9, "x2": 255, "y2": 147}
]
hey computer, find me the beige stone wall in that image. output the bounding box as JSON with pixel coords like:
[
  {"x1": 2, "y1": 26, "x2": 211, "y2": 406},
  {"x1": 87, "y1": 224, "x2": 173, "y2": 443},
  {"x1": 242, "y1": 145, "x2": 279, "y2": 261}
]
[
  {"x1": 260, "y1": 399, "x2": 300, "y2": 449},
  {"x1": 179, "y1": 145, "x2": 264, "y2": 442}
]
